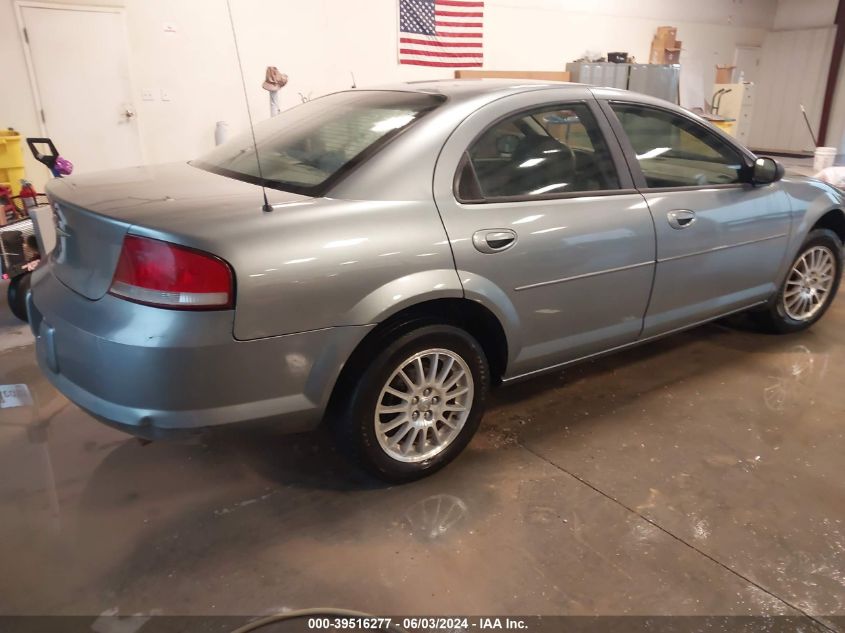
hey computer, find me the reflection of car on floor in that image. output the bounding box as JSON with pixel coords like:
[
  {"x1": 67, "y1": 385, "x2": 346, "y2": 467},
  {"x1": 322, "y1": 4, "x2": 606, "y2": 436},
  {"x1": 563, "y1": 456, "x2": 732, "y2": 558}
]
[{"x1": 27, "y1": 80, "x2": 845, "y2": 481}]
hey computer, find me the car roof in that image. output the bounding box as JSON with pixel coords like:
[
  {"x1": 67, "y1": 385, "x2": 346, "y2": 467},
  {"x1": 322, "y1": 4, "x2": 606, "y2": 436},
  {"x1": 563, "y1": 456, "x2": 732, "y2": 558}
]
[
  {"x1": 355, "y1": 79, "x2": 686, "y2": 112},
  {"x1": 326, "y1": 79, "x2": 758, "y2": 200},
  {"x1": 378, "y1": 80, "x2": 750, "y2": 152},
  {"x1": 360, "y1": 78, "x2": 591, "y2": 103}
]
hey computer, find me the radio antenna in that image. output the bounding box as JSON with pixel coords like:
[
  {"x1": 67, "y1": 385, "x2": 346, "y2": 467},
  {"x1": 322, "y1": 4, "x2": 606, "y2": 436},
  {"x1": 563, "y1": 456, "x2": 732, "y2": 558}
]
[{"x1": 226, "y1": 0, "x2": 273, "y2": 213}]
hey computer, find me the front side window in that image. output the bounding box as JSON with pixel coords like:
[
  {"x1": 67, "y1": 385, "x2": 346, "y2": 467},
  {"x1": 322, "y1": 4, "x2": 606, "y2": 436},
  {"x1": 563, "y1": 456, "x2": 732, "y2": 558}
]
[
  {"x1": 457, "y1": 103, "x2": 620, "y2": 201},
  {"x1": 610, "y1": 103, "x2": 747, "y2": 188},
  {"x1": 194, "y1": 90, "x2": 444, "y2": 195}
]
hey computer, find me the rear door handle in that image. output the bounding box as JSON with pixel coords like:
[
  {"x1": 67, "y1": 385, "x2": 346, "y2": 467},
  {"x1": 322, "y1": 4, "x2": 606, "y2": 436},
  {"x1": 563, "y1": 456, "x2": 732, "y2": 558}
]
[
  {"x1": 472, "y1": 229, "x2": 517, "y2": 254},
  {"x1": 667, "y1": 209, "x2": 696, "y2": 229}
]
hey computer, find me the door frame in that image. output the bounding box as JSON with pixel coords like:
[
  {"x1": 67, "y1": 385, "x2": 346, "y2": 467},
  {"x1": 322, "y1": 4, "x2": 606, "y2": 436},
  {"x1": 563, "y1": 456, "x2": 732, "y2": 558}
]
[{"x1": 14, "y1": 1, "x2": 139, "y2": 156}]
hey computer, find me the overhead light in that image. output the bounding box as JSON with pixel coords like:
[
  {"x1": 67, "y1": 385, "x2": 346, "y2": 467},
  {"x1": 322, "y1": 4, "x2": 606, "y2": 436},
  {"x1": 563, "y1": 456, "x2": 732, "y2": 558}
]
[
  {"x1": 636, "y1": 147, "x2": 671, "y2": 160},
  {"x1": 530, "y1": 183, "x2": 569, "y2": 195},
  {"x1": 324, "y1": 237, "x2": 368, "y2": 248},
  {"x1": 532, "y1": 226, "x2": 567, "y2": 234},
  {"x1": 371, "y1": 114, "x2": 415, "y2": 132},
  {"x1": 519, "y1": 157, "x2": 545, "y2": 168},
  {"x1": 513, "y1": 214, "x2": 544, "y2": 224}
]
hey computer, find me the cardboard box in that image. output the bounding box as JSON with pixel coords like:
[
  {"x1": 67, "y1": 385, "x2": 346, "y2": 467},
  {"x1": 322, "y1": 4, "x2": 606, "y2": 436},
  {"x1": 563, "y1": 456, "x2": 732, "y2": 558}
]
[
  {"x1": 664, "y1": 44, "x2": 681, "y2": 64},
  {"x1": 715, "y1": 65, "x2": 736, "y2": 84},
  {"x1": 656, "y1": 26, "x2": 677, "y2": 39},
  {"x1": 650, "y1": 26, "x2": 681, "y2": 64}
]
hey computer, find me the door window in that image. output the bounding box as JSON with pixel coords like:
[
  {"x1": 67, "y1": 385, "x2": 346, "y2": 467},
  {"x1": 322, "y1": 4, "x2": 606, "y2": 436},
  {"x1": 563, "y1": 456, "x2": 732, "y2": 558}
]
[
  {"x1": 457, "y1": 103, "x2": 620, "y2": 201},
  {"x1": 610, "y1": 103, "x2": 746, "y2": 188}
]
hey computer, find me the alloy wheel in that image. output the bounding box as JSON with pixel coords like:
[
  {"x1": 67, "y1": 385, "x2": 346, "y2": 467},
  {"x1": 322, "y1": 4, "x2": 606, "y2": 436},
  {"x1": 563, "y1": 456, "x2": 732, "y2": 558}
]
[
  {"x1": 782, "y1": 246, "x2": 836, "y2": 321},
  {"x1": 374, "y1": 348, "x2": 474, "y2": 463}
]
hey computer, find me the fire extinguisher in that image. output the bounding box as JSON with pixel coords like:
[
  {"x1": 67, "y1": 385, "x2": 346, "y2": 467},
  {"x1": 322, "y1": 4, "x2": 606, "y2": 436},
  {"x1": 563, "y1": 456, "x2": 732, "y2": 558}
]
[{"x1": 19, "y1": 179, "x2": 38, "y2": 212}]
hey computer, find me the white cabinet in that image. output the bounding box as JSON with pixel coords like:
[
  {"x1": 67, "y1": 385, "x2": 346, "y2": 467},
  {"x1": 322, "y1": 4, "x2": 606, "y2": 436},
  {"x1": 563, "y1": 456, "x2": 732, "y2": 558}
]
[{"x1": 712, "y1": 82, "x2": 754, "y2": 145}]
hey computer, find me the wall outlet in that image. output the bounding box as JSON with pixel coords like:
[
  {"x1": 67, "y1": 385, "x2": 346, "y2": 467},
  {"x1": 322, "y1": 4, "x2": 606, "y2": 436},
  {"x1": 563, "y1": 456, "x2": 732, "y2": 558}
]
[
  {"x1": 141, "y1": 89, "x2": 154, "y2": 101},
  {"x1": 160, "y1": 89, "x2": 171, "y2": 102}
]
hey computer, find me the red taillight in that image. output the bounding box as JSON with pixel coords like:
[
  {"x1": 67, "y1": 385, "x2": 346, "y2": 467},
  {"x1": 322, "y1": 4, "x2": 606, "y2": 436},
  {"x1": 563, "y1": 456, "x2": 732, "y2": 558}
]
[{"x1": 109, "y1": 235, "x2": 234, "y2": 309}]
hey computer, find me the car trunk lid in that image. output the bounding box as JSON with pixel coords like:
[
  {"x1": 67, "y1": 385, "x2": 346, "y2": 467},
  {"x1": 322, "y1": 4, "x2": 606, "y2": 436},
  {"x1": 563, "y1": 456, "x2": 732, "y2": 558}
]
[
  {"x1": 49, "y1": 201, "x2": 131, "y2": 300},
  {"x1": 45, "y1": 162, "x2": 308, "y2": 300}
]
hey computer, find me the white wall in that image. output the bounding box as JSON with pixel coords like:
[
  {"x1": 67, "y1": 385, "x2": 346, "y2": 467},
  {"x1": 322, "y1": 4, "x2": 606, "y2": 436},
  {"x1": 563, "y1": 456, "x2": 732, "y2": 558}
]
[
  {"x1": 749, "y1": 26, "x2": 836, "y2": 152},
  {"x1": 773, "y1": 0, "x2": 836, "y2": 30},
  {"x1": 770, "y1": 0, "x2": 845, "y2": 153},
  {"x1": 130, "y1": 0, "x2": 775, "y2": 167},
  {"x1": 124, "y1": 0, "x2": 249, "y2": 166},
  {"x1": 827, "y1": 44, "x2": 845, "y2": 155},
  {"x1": 2, "y1": 0, "x2": 777, "y2": 189}
]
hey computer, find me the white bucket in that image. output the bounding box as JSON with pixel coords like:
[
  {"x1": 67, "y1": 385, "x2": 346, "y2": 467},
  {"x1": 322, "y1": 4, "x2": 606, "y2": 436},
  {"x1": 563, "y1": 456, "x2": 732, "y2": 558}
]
[
  {"x1": 813, "y1": 146, "x2": 836, "y2": 172},
  {"x1": 214, "y1": 121, "x2": 229, "y2": 146}
]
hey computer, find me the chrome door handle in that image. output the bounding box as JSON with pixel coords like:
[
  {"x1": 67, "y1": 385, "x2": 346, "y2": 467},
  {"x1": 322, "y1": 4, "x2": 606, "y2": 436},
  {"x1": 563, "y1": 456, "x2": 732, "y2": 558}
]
[
  {"x1": 472, "y1": 229, "x2": 517, "y2": 253},
  {"x1": 667, "y1": 209, "x2": 696, "y2": 229}
]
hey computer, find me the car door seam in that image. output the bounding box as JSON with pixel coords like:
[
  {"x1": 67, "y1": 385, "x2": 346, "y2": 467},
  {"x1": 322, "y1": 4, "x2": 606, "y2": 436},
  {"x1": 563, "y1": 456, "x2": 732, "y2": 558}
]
[
  {"x1": 591, "y1": 94, "x2": 659, "y2": 340},
  {"x1": 636, "y1": 194, "x2": 660, "y2": 339}
]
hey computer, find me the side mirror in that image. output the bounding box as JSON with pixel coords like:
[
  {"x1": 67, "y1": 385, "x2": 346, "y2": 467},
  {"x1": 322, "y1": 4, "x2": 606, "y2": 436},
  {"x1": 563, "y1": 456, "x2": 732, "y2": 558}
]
[{"x1": 752, "y1": 156, "x2": 785, "y2": 185}]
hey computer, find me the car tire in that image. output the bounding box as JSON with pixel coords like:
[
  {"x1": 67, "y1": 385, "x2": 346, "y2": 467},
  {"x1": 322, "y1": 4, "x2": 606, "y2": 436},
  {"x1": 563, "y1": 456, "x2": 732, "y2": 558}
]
[
  {"x1": 6, "y1": 272, "x2": 31, "y2": 323},
  {"x1": 336, "y1": 324, "x2": 490, "y2": 483},
  {"x1": 753, "y1": 229, "x2": 842, "y2": 334}
]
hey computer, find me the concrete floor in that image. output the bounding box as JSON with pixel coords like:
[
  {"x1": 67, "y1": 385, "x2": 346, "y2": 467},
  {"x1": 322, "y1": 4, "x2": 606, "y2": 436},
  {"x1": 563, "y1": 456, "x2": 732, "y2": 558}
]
[{"x1": 0, "y1": 280, "x2": 844, "y2": 629}]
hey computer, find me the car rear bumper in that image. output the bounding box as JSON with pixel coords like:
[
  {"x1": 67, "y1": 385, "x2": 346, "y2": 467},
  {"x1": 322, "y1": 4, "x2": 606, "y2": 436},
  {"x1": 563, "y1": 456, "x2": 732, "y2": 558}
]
[{"x1": 28, "y1": 264, "x2": 372, "y2": 437}]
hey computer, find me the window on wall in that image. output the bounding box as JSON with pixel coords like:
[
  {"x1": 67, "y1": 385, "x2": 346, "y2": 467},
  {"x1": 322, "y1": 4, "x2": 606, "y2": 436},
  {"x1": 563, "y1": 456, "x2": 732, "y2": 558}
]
[
  {"x1": 456, "y1": 103, "x2": 620, "y2": 201},
  {"x1": 610, "y1": 103, "x2": 747, "y2": 188}
]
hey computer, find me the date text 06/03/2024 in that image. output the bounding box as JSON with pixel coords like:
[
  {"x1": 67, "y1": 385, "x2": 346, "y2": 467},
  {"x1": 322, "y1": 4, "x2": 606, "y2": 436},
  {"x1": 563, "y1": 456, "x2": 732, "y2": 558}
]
[
  {"x1": 306, "y1": 617, "x2": 529, "y2": 630},
  {"x1": 401, "y1": 618, "x2": 529, "y2": 630}
]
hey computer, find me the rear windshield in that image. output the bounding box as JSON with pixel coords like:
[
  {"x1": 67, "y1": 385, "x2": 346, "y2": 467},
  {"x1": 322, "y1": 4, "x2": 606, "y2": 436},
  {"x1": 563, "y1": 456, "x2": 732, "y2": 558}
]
[{"x1": 193, "y1": 90, "x2": 445, "y2": 196}]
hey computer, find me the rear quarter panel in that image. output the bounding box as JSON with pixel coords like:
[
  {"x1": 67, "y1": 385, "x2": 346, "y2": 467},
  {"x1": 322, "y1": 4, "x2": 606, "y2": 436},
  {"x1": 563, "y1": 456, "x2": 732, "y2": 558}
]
[{"x1": 182, "y1": 197, "x2": 464, "y2": 340}]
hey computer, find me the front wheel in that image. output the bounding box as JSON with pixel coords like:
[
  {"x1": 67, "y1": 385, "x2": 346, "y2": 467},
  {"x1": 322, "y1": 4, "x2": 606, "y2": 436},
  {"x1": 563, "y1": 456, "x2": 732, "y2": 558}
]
[
  {"x1": 753, "y1": 229, "x2": 842, "y2": 333},
  {"x1": 337, "y1": 324, "x2": 490, "y2": 483}
]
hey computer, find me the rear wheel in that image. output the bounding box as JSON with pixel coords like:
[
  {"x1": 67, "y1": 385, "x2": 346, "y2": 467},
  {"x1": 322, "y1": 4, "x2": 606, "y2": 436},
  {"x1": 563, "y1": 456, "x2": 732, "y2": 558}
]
[
  {"x1": 753, "y1": 229, "x2": 842, "y2": 333},
  {"x1": 6, "y1": 272, "x2": 31, "y2": 323},
  {"x1": 337, "y1": 324, "x2": 489, "y2": 482}
]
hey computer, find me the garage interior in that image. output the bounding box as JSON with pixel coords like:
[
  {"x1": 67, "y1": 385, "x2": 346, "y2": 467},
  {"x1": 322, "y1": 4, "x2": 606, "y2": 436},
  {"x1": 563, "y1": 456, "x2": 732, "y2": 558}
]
[{"x1": 1, "y1": 0, "x2": 845, "y2": 631}]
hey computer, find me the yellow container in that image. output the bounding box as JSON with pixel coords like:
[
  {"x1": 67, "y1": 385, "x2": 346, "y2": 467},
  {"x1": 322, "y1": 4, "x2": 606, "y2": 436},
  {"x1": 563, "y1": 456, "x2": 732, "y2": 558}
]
[
  {"x1": 0, "y1": 129, "x2": 26, "y2": 196},
  {"x1": 712, "y1": 120, "x2": 735, "y2": 134}
]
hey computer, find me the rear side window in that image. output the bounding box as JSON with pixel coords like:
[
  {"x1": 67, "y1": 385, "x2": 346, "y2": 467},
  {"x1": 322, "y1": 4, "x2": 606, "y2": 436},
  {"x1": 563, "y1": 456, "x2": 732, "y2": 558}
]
[
  {"x1": 610, "y1": 103, "x2": 746, "y2": 188},
  {"x1": 194, "y1": 90, "x2": 445, "y2": 196},
  {"x1": 457, "y1": 103, "x2": 620, "y2": 202}
]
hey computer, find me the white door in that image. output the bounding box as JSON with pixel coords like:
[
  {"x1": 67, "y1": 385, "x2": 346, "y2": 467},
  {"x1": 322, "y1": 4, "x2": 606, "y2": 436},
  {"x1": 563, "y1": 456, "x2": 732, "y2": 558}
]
[
  {"x1": 733, "y1": 46, "x2": 761, "y2": 84},
  {"x1": 19, "y1": 5, "x2": 143, "y2": 174}
]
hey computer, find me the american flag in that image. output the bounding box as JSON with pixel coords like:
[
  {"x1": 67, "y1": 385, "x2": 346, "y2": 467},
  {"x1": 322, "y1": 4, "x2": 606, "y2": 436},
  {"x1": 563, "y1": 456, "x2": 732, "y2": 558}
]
[{"x1": 398, "y1": 0, "x2": 484, "y2": 68}]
